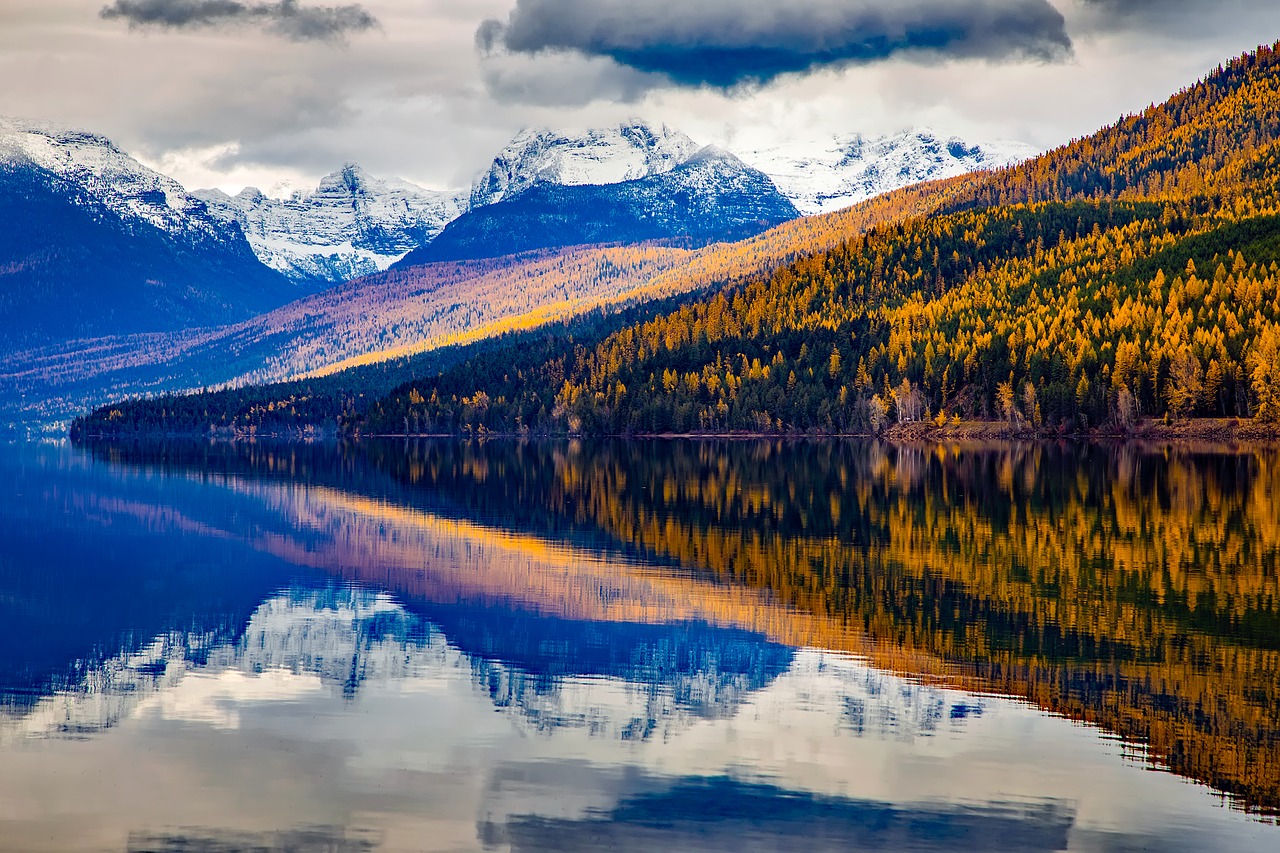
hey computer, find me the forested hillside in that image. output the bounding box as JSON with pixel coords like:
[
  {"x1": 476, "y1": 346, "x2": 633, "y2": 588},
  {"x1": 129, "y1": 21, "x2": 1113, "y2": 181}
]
[
  {"x1": 0, "y1": 164, "x2": 302, "y2": 354},
  {"x1": 353, "y1": 43, "x2": 1280, "y2": 436},
  {"x1": 75, "y1": 43, "x2": 1280, "y2": 438}
]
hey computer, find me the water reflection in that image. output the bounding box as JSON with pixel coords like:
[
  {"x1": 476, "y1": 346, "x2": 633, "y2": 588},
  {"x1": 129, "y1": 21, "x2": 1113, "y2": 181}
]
[
  {"x1": 0, "y1": 439, "x2": 1277, "y2": 851},
  {"x1": 480, "y1": 773, "x2": 1075, "y2": 853},
  {"x1": 358, "y1": 439, "x2": 1280, "y2": 817}
]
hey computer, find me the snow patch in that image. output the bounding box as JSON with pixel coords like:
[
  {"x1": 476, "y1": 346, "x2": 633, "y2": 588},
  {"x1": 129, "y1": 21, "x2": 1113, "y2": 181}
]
[
  {"x1": 470, "y1": 120, "x2": 703, "y2": 208},
  {"x1": 741, "y1": 127, "x2": 1039, "y2": 216},
  {"x1": 0, "y1": 116, "x2": 227, "y2": 237}
]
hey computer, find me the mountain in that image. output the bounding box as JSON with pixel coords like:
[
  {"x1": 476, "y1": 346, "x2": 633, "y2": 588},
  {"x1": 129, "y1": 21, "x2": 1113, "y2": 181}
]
[
  {"x1": 194, "y1": 165, "x2": 466, "y2": 282},
  {"x1": 741, "y1": 128, "x2": 1037, "y2": 215},
  {"x1": 185, "y1": 122, "x2": 703, "y2": 280},
  {"x1": 469, "y1": 121, "x2": 702, "y2": 209},
  {"x1": 45, "y1": 131, "x2": 1017, "y2": 434},
  {"x1": 398, "y1": 146, "x2": 799, "y2": 265},
  {"x1": 324, "y1": 41, "x2": 1280, "y2": 437},
  {"x1": 3, "y1": 114, "x2": 1042, "y2": 431},
  {"x1": 0, "y1": 117, "x2": 232, "y2": 237},
  {"x1": 0, "y1": 118, "x2": 309, "y2": 353}
]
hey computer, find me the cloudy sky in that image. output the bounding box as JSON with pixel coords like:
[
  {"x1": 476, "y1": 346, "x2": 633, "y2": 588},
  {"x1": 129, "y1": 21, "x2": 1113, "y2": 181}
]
[{"x1": 2, "y1": 0, "x2": 1278, "y2": 194}]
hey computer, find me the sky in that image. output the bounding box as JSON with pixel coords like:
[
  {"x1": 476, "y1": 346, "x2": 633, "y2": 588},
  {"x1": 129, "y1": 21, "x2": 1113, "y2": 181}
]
[{"x1": 2, "y1": 0, "x2": 1279, "y2": 195}]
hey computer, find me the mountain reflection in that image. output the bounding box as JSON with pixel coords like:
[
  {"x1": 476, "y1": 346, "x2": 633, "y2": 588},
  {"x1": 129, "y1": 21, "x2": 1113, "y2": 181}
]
[
  {"x1": 481, "y1": 773, "x2": 1072, "y2": 853},
  {"x1": 7, "y1": 437, "x2": 1280, "y2": 829},
  {"x1": 128, "y1": 825, "x2": 379, "y2": 853}
]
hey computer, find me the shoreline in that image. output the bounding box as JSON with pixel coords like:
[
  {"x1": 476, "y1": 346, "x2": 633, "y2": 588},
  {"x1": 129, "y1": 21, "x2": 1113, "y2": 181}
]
[{"x1": 71, "y1": 417, "x2": 1280, "y2": 444}]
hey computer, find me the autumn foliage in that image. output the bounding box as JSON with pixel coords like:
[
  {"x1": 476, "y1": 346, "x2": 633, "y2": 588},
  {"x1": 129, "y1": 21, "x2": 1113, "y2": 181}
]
[{"x1": 352, "y1": 43, "x2": 1280, "y2": 437}]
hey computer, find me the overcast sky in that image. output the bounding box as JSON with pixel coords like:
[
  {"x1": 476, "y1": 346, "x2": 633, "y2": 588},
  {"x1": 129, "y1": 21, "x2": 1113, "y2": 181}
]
[{"x1": 3, "y1": 0, "x2": 1278, "y2": 195}]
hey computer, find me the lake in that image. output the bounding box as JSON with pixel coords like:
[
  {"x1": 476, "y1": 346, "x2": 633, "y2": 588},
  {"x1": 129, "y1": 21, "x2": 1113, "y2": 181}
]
[{"x1": 0, "y1": 439, "x2": 1277, "y2": 852}]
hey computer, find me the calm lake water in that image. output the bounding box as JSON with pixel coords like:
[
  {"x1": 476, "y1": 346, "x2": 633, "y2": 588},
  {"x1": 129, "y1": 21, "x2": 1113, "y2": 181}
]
[{"x1": 1, "y1": 439, "x2": 1278, "y2": 852}]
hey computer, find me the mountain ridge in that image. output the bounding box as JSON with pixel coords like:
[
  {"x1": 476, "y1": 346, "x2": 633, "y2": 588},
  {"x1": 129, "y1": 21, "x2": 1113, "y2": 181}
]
[
  {"x1": 0, "y1": 119, "x2": 313, "y2": 355},
  {"x1": 396, "y1": 145, "x2": 799, "y2": 266},
  {"x1": 193, "y1": 165, "x2": 467, "y2": 282},
  {"x1": 192, "y1": 120, "x2": 1032, "y2": 276},
  {"x1": 740, "y1": 127, "x2": 1037, "y2": 215}
]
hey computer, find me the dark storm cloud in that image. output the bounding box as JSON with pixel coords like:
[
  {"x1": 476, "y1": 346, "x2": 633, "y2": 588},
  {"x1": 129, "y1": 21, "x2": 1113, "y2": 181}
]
[
  {"x1": 476, "y1": 0, "x2": 1074, "y2": 90},
  {"x1": 99, "y1": 0, "x2": 378, "y2": 43}
]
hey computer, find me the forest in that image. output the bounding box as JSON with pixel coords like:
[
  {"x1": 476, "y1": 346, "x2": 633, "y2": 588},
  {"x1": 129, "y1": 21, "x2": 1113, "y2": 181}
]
[{"x1": 74, "y1": 43, "x2": 1280, "y2": 438}]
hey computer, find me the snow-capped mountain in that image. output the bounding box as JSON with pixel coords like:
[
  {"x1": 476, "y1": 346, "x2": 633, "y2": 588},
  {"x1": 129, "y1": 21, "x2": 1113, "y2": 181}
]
[
  {"x1": 399, "y1": 145, "x2": 798, "y2": 265},
  {"x1": 0, "y1": 117, "x2": 308, "y2": 354},
  {"x1": 470, "y1": 121, "x2": 703, "y2": 209},
  {"x1": 0, "y1": 117, "x2": 232, "y2": 237},
  {"x1": 183, "y1": 123, "x2": 1033, "y2": 277},
  {"x1": 194, "y1": 165, "x2": 466, "y2": 282},
  {"x1": 741, "y1": 128, "x2": 1038, "y2": 216}
]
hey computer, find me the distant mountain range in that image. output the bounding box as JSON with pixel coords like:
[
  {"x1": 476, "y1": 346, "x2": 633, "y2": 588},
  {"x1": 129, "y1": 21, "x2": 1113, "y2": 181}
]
[
  {"x1": 740, "y1": 128, "x2": 1037, "y2": 215},
  {"x1": 192, "y1": 120, "x2": 1032, "y2": 279},
  {"x1": 193, "y1": 165, "x2": 466, "y2": 282},
  {"x1": 0, "y1": 113, "x2": 1034, "y2": 430}
]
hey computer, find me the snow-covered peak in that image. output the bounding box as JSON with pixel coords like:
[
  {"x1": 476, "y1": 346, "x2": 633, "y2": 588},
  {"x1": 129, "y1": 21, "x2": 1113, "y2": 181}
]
[
  {"x1": 470, "y1": 120, "x2": 703, "y2": 208},
  {"x1": 740, "y1": 127, "x2": 1039, "y2": 216},
  {"x1": 194, "y1": 165, "x2": 467, "y2": 282},
  {"x1": 0, "y1": 116, "x2": 223, "y2": 235}
]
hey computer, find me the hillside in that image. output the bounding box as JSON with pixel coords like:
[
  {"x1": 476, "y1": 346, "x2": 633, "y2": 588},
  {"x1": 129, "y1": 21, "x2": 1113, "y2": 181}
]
[
  {"x1": 59, "y1": 297, "x2": 697, "y2": 439},
  {"x1": 73, "y1": 44, "x2": 1280, "y2": 438},
  {"x1": 341, "y1": 43, "x2": 1280, "y2": 437},
  {"x1": 9, "y1": 245, "x2": 704, "y2": 429}
]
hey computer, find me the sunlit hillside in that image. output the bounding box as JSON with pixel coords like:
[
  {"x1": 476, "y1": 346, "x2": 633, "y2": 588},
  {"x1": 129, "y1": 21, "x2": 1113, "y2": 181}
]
[{"x1": 341, "y1": 42, "x2": 1280, "y2": 437}]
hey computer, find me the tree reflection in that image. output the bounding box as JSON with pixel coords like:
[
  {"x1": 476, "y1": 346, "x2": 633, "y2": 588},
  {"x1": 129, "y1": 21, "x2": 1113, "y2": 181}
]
[{"x1": 362, "y1": 438, "x2": 1280, "y2": 815}]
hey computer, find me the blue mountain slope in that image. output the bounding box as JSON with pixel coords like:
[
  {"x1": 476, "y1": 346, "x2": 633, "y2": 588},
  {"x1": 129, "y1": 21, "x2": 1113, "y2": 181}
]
[
  {"x1": 0, "y1": 163, "x2": 318, "y2": 353},
  {"x1": 395, "y1": 147, "x2": 800, "y2": 266}
]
